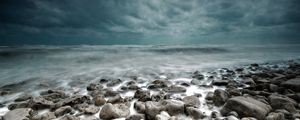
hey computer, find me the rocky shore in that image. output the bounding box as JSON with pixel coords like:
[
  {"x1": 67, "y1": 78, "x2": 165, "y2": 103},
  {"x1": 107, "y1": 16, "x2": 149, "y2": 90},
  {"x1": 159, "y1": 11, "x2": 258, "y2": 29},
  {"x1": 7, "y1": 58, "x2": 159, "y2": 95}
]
[{"x1": 0, "y1": 60, "x2": 300, "y2": 120}]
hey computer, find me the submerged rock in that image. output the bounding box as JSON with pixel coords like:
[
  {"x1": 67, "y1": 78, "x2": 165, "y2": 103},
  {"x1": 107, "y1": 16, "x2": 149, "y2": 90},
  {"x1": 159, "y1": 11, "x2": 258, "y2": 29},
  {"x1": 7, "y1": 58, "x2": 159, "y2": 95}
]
[
  {"x1": 99, "y1": 103, "x2": 130, "y2": 119},
  {"x1": 221, "y1": 96, "x2": 272, "y2": 120}
]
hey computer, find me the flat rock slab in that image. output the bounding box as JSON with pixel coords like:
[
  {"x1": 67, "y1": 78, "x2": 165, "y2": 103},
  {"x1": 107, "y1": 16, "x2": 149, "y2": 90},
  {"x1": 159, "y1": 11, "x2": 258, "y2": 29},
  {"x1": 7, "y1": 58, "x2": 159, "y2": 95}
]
[{"x1": 221, "y1": 96, "x2": 272, "y2": 120}]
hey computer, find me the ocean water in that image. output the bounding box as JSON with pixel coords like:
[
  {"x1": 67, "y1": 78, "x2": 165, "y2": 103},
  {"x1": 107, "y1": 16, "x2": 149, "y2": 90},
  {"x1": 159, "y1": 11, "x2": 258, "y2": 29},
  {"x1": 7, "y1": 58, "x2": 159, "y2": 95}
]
[
  {"x1": 1, "y1": 44, "x2": 300, "y2": 91},
  {"x1": 0, "y1": 44, "x2": 300, "y2": 117}
]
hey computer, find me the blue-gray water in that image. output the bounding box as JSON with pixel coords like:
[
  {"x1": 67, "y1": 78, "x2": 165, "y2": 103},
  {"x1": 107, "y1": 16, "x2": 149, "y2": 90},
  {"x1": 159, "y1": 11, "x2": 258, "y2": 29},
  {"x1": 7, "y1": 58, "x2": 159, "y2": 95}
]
[{"x1": 0, "y1": 44, "x2": 300, "y2": 94}]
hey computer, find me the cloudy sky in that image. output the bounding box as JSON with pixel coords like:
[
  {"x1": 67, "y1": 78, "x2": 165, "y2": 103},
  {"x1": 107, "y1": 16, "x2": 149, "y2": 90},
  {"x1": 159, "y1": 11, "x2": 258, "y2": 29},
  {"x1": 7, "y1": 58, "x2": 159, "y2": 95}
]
[{"x1": 0, "y1": 0, "x2": 300, "y2": 45}]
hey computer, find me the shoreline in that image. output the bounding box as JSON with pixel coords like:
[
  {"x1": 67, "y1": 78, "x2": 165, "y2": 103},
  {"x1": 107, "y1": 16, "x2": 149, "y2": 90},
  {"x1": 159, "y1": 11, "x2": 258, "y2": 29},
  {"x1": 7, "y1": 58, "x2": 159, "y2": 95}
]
[{"x1": 0, "y1": 60, "x2": 299, "y2": 120}]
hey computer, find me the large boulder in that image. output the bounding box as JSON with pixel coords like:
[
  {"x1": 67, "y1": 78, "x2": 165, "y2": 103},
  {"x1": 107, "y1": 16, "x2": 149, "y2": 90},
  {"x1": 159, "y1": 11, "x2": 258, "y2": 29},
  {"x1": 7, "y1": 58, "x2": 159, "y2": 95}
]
[
  {"x1": 99, "y1": 103, "x2": 130, "y2": 119},
  {"x1": 281, "y1": 78, "x2": 300, "y2": 92},
  {"x1": 221, "y1": 96, "x2": 272, "y2": 120},
  {"x1": 183, "y1": 96, "x2": 200, "y2": 108},
  {"x1": 213, "y1": 89, "x2": 229, "y2": 106},
  {"x1": 268, "y1": 94, "x2": 297, "y2": 113},
  {"x1": 3, "y1": 108, "x2": 34, "y2": 120}
]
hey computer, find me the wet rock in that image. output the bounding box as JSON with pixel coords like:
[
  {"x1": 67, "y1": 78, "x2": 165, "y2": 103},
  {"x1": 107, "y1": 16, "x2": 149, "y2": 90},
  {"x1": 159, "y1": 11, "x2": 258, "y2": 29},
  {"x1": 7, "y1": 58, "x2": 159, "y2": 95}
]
[
  {"x1": 107, "y1": 94, "x2": 124, "y2": 104},
  {"x1": 241, "y1": 117, "x2": 258, "y2": 120},
  {"x1": 270, "y1": 76, "x2": 286, "y2": 85},
  {"x1": 213, "y1": 89, "x2": 229, "y2": 106},
  {"x1": 99, "y1": 103, "x2": 130, "y2": 119},
  {"x1": 145, "y1": 101, "x2": 165, "y2": 120},
  {"x1": 84, "y1": 105, "x2": 100, "y2": 114},
  {"x1": 227, "y1": 115, "x2": 239, "y2": 120},
  {"x1": 185, "y1": 107, "x2": 205, "y2": 119},
  {"x1": 269, "y1": 94, "x2": 297, "y2": 113},
  {"x1": 84, "y1": 116, "x2": 100, "y2": 120},
  {"x1": 3, "y1": 108, "x2": 34, "y2": 120},
  {"x1": 134, "y1": 101, "x2": 145, "y2": 113},
  {"x1": 147, "y1": 80, "x2": 168, "y2": 89},
  {"x1": 226, "y1": 87, "x2": 242, "y2": 96},
  {"x1": 227, "y1": 111, "x2": 239, "y2": 118},
  {"x1": 155, "y1": 111, "x2": 170, "y2": 120},
  {"x1": 211, "y1": 111, "x2": 221, "y2": 118},
  {"x1": 286, "y1": 93, "x2": 300, "y2": 102},
  {"x1": 126, "y1": 114, "x2": 145, "y2": 120},
  {"x1": 32, "y1": 112, "x2": 56, "y2": 120},
  {"x1": 134, "y1": 89, "x2": 151, "y2": 102},
  {"x1": 221, "y1": 96, "x2": 272, "y2": 120},
  {"x1": 60, "y1": 115, "x2": 80, "y2": 120},
  {"x1": 265, "y1": 112, "x2": 285, "y2": 120},
  {"x1": 205, "y1": 92, "x2": 214, "y2": 100},
  {"x1": 269, "y1": 84, "x2": 279, "y2": 92},
  {"x1": 93, "y1": 95, "x2": 106, "y2": 106},
  {"x1": 161, "y1": 100, "x2": 184, "y2": 116},
  {"x1": 0, "y1": 90, "x2": 10, "y2": 96},
  {"x1": 191, "y1": 79, "x2": 201, "y2": 85},
  {"x1": 281, "y1": 77, "x2": 300, "y2": 92},
  {"x1": 212, "y1": 80, "x2": 229, "y2": 86},
  {"x1": 163, "y1": 85, "x2": 186, "y2": 93},
  {"x1": 99, "y1": 79, "x2": 108, "y2": 83},
  {"x1": 104, "y1": 88, "x2": 119, "y2": 97},
  {"x1": 14, "y1": 95, "x2": 32, "y2": 102},
  {"x1": 107, "y1": 79, "x2": 122, "y2": 87},
  {"x1": 8, "y1": 101, "x2": 29, "y2": 110},
  {"x1": 183, "y1": 95, "x2": 200, "y2": 108},
  {"x1": 28, "y1": 96, "x2": 54, "y2": 110},
  {"x1": 54, "y1": 95, "x2": 89, "y2": 108},
  {"x1": 192, "y1": 71, "x2": 204, "y2": 80},
  {"x1": 54, "y1": 106, "x2": 72, "y2": 117},
  {"x1": 87, "y1": 83, "x2": 103, "y2": 91}
]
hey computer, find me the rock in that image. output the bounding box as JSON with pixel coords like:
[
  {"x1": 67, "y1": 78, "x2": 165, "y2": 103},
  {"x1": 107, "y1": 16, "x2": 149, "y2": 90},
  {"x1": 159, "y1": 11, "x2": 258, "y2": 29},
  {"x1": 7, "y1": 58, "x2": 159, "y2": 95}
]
[
  {"x1": 213, "y1": 89, "x2": 229, "y2": 106},
  {"x1": 32, "y1": 112, "x2": 56, "y2": 120},
  {"x1": 126, "y1": 114, "x2": 145, "y2": 120},
  {"x1": 107, "y1": 94, "x2": 124, "y2": 104},
  {"x1": 60, "y1": 115, "x2": 80, "y2": 120},
  {"x1": 104, "y1": 89, "x2": 119, "y2": 97},
  {"x1": 84, "y1": 116, "x2": 100, "y2": 120},
  {"x1": 147, "y1": 80, "x2": 168, "y2": 89},
  {"x1": 107, "y1": 79, "x2": 122, "y2": 87},
  {"x1": 269, "y1": 94, "x2": 297, "y2": 113},
  {"x1": 84, "y1": 105, "x2": 100, "y2": 114},
  {"x1": 8, "y1": 101, "x2": 29, "y2": 110},
  {"x1": 155, "y1": 111, "x2": 170, "y2": 120},
  {"x1": 191, "y1": 79, "x2": 201, "y2": 85},
  {"x1": 93, "y1": 95, "x2": 106, "y2": 106},
  {"x1": 54, "y1": 106, "x2": 72, "y2": 117},
  {"x1": 54, "y1": 95, "x2": 89, "y2": 108},
  {"x1": 281, "y1": 78, "x2": 300, "y2": 92},
  {"x1": 99, "y1": 79, "x2": 108, "y2": 83},
  {"x1": 3, "y1": 108, "x2": 34, "y2": 120},
  {"x1": 163, "y1": 85, "x2": 186, "y2": 93},
  {"x1": 205, "y1": 92, "x2": 214, "y2": 100},
  {"x1": 185, "y1": 107, "x2": 205, "y2": 119},
  {"x1": 161, "y1": 100, "x2": 184, "y2": 116},
  {"x1": 241, "y1": 117, "x2": 258, "y2": 120},
  {"x1": 211, "y1": 111, "x2": 221, "y2": 118},
  {"x1": 28, "y1": 96, "x2": 54, "y2": 110},
  {"x1": 227, "y1": 111, "x2": 239, "y2": 118},
  {"x1": 286, "y1": 93, "x2": 300, "y2": 102},
  {"x1": 212, "y1": 80, "x2": 229, "y2": 86},
  {"x1": 221, "y1": 96, "x2": 272, "y2": 120},
  {"x1": 87, "y1": 83, "x2": 103, "y2": 91},
  {"x1": 265, "y1": 112, "x2": 285, "y2": 120},
  {"x1": 99, "y1": 103, "x2": 130, "y2": 119},
  {"x1": 14, "y1": 95, "x2": 32, "y2": 102},
  {"x1": 145, "y1": 101, "x2": 165, "y2": 120},
  {"x1": 192, "y1": 71, "x2": 204, "y2": 80},
  {"x1": 134, "y1": 101, "x2": 146, "y2": 113},
  {"x1": 134, "y1": 89, "x2": 151, "y2": 102},
  {"x1": 269, "y1": 84, "x2": 279, "y2": 92},
  {"x1": 227, "y1": 115, "x2": 239, "y2": 120},
  {"x1": 226, "y1": 87, "x2": 242, "y2": 96},
  {"x1": 183, "y1": 96, "x2": 200, "y2": 108}
]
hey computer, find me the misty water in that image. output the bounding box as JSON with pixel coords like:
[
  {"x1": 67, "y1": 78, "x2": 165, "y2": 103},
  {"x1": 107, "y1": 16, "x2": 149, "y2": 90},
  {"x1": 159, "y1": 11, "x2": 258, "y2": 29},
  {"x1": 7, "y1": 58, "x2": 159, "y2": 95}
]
[{"x1": 0, "y1": 44, "x2": 300, "y2": 118}]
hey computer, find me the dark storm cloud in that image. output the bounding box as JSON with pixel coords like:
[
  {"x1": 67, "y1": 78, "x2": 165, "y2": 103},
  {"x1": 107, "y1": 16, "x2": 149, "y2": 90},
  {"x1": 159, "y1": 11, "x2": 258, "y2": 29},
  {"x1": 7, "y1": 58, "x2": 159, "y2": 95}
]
[{"x1": 0, "y1": 0, "x2": 300, "y2": 45}]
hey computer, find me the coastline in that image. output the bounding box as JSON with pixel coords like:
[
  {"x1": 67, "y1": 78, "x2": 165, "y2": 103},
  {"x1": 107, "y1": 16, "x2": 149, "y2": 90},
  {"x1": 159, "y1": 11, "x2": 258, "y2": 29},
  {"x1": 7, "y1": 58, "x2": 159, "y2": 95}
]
[{"x1": 0, "y1": 60, "x2": 300, "y2": 120}]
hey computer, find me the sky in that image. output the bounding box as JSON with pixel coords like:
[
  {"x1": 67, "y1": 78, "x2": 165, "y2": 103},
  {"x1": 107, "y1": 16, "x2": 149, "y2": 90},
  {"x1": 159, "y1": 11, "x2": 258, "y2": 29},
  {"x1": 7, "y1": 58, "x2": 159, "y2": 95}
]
[{"x1": 0, "y1": 0, "x2": 300, "y2": 45}]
